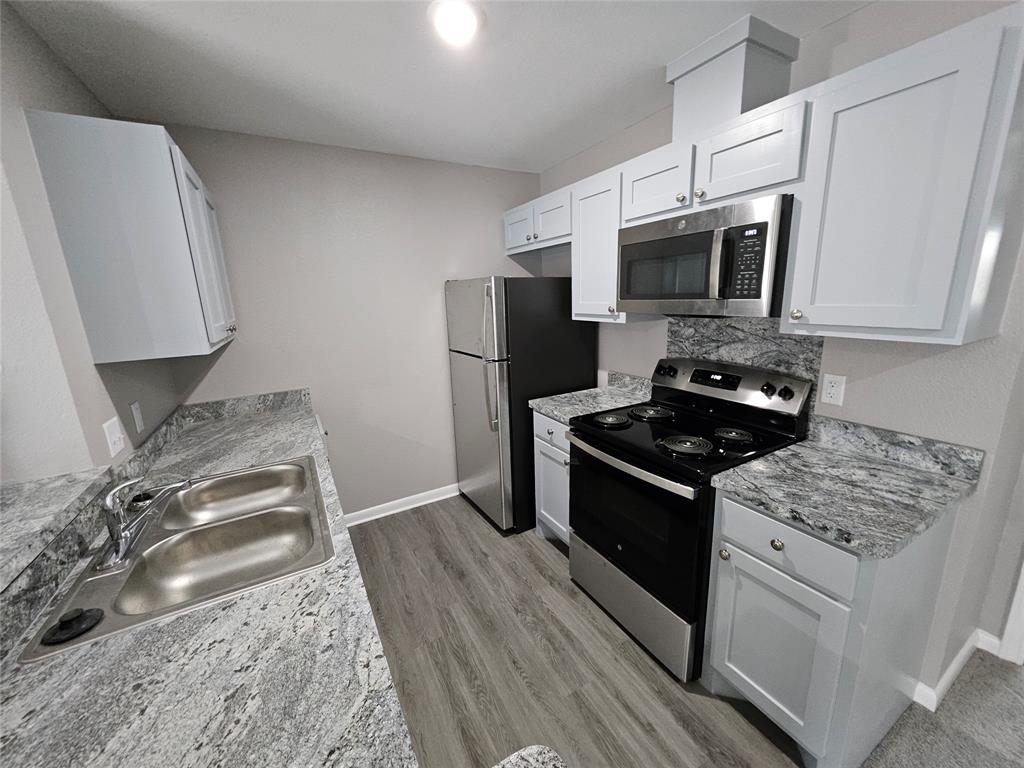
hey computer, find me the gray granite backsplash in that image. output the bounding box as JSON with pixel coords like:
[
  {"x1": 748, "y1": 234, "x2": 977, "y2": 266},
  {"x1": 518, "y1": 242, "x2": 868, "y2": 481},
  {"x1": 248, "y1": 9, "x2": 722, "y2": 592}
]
[
  {"x1": 0, "y1": 389, "x2": 313, "y2": 661},
  {"x1": 666, "y1": 316, "x2": 823, "y2": 386},
  {"x1": 606, "y1": 370, "x2": 653, "y2": 397},
  {"x1": 809, "y1": 416, "x2": 984, "y2": 482},
  {"x1": 492, "y1": 745, "x2": 567, "y2": 768}
]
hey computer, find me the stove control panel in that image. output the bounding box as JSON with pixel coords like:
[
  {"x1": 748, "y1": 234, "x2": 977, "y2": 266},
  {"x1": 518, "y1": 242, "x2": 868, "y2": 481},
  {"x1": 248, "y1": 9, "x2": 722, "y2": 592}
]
[{"x1": 650, "y1": 357, "x2": 813, "y2": 416}]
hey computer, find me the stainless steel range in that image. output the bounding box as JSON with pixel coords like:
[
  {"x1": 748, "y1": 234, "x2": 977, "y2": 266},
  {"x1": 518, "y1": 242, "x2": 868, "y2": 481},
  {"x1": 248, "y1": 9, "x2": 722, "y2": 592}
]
[{"x1": 567, "y1": 357, "x2": 812, "y2": 681}]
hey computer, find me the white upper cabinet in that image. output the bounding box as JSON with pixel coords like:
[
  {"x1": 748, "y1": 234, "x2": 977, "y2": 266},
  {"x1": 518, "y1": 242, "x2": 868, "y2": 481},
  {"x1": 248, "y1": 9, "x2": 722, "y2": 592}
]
[
  {"x1": 534, "y1": 188, "x2": 572, "y2": 243},
  {"x1": 620, "y1": 143, "x2": 694, "y2": 225},
  {"x1": 27, "y1": 111, "x2": 237, "y2": 363},
  {"x1": 504, "y1": 189, "x2": 572, "y2": 251},
  {"x1": 503, "y1": 202, "x2": 534, "y2": 250},
  {"x1": 571, "y1": 170, "x2": 627, "y2": 322},
  {"x1": 694, "y1": 102, "x2": 805, "y2": 203},
  {"x1": 783, "y1": 16, "x2": 1023, "y2": 343},
  {"x1": 171, "y1": 146, "x2": 236, "y2": 345}
]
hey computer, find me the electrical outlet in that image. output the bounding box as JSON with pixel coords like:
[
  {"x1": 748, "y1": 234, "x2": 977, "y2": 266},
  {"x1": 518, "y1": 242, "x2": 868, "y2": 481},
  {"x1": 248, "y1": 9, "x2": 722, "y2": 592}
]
[
  {"x1": 102, "y1": 416, "x2": 126, "y2": 457},
  {"x1": 130, "y1": 401, "x2": 144, "y2": 434},
  {"x1": 821, "y1": 373, "x2": 846, "y2": 406}
]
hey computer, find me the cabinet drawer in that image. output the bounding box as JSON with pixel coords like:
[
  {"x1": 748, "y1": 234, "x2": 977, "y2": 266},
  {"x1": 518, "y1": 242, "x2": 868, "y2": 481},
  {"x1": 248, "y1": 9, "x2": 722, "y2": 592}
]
[
  {"x1": 533, "y1": 411, "x2": 570, "y2": 452},
  {"x1": 720, "y1": 496, "x2": 858, "y2": 602},
  {"x1": 694, "y1": 102, "x2": 805, "y2": 202}
]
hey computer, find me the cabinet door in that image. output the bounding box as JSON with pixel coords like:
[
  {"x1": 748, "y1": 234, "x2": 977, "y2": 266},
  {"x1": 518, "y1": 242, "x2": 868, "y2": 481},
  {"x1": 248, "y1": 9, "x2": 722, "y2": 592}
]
[
  {"x1": 201, "y1": 194, "x2": 237, "y2": 335},
  {"x1": 534, "y1": 189, "x2": 572, "y2": 243},
  {"x1": 534, "y1": 438, "x2": 570, "y2": 544},
  {"x1": 694, "y1": 102, "x2": 805, "y2": 202},
  {"x1": 787, "y1": 31, "x2": 1004, "y2": 330},
  {"x1": 621, "y1": 143, "x2": 694, "y2": 224},
  {"x1": 712, "y1": 544, "x2": 850, "y2": 756},
  {"x1": 171, "y1": 145, "x2": 233, "y2": 344},
  {"x1": 571, "y1": 170, "x2": 624, "y2": 321},
  {"x1": 504, "y1": 202, "x2": 534, "y2": 250}
]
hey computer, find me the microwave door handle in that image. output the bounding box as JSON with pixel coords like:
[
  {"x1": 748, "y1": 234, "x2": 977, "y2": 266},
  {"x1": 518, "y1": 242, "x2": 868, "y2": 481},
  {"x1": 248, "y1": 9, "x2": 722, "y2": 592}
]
[
  {"x1": 707, "y1": 228, "x2": 725, "y2": 300},
  {"x1": 567, "y1": 435, "x2": 698, "y2": 500}
]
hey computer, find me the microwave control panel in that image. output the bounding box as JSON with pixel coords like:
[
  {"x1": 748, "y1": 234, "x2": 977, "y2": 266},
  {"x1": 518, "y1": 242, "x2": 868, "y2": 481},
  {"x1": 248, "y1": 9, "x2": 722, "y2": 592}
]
[{"x1": 725, "y1": 223, "x2": 768, "y2": 299}]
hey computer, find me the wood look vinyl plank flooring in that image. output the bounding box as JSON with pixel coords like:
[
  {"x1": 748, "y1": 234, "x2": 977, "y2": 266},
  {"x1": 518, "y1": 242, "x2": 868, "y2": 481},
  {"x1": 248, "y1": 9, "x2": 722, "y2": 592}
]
[{"x1": 350, "y1": 496, "x2": 799, "y2": 768}]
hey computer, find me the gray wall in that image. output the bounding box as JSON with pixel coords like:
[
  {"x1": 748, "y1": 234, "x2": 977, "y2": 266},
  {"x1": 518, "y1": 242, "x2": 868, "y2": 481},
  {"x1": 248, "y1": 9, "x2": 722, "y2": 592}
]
[
  {"x1": 0, "y1": 164, "x2": 92, "y2": 481},
  {"x1": 537, "y1": 0, "x2": 1022, "y2": 682},
  {"x1": 0, "y1": 2, "x2": 181, "y2": 472},
  {"x1": 166, "y1": 125, "x2": 539, "y2": 513}
]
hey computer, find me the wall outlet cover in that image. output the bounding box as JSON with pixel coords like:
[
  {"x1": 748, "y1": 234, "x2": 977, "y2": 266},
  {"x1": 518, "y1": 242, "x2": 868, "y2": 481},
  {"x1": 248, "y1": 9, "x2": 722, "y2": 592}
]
[
  {"x1": 102, "y1": 416, "x2": 125, "y2": 457},
  {"x1": 130, "y1": 401, "x2": 144, "y2": 434},
  {"x1": 821, "y1": 373, "x2": 846, "y2": 406}
]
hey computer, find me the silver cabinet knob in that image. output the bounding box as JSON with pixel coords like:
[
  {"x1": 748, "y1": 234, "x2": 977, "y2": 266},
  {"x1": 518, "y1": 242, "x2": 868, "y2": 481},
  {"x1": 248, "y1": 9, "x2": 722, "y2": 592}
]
[
  {"x1": 563, "y1": 458, "x2": 571, "y2": 467},
  {"x1": 719, "y1": 548, "x2": 731, "y2": 561},
  {"x1": 790, "y1": 309, "x2": 804, "y2": 320},
  {"x1": 694, "y1": 188, "x2": 706, "y2": 200},
  {"x1": 526, "y1": 234, "x2": 532, "y2": 241},
  {"x1": 546, "y1": 428, "x2": 554, "y2": 436},
  {"x1": 675, "y1": 192, "x2": 687, "y2": 204},
  {"x1": 534, "y1": 232, "x2": 539, "y2": 239},
  {"x1": 607, "y1": 306, "x2": 617, "y2": 314},
  {"x1": 770, "y1": 538, "x2": 785, "y2": 551}
]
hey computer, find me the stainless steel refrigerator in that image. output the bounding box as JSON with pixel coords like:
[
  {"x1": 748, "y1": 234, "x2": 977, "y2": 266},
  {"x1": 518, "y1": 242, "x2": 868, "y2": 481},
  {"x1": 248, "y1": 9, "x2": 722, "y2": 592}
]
[{"x1": 445, "y1": 277, "x2": 597, "y2": 531}]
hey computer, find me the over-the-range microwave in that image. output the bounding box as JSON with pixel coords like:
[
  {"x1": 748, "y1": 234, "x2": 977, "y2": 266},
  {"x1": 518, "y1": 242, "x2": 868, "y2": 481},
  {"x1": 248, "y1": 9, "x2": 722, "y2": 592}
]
[{"x1": 616, "y1": 193, "x2": 793, "y2": 317}]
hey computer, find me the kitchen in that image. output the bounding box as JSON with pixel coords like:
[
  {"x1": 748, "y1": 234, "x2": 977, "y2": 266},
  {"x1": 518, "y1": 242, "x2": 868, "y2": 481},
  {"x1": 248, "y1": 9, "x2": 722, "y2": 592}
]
[{"x1": 1, "y1": 1, "x2": 1022, "y2": 767}]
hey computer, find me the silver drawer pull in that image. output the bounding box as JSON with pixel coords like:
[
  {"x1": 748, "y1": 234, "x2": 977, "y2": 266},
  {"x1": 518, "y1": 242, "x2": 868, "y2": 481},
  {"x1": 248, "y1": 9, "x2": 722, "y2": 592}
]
[
  {"x1": 719, "y1": 549, "x2": 731, "y2": 561},
  {"x1": 770, "y1": 538, "x2": 785, "y2": 551},
  {"x1": 563, "y1": 458, "x2": 570, "y2": 467},
  {"x1": 546, "y1": 428, "x2": 554, "y2": 436}
]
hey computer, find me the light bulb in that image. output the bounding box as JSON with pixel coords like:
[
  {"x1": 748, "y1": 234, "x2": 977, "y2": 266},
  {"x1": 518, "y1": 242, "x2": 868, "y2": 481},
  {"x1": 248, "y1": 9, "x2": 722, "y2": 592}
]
[{"x1": 430, "y1": 1, "x2": 481, "y2": 48}]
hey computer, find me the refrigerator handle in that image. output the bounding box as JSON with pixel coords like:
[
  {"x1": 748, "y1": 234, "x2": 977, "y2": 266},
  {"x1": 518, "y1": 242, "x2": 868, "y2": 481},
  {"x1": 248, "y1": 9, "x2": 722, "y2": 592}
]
[
  {"x1": 482, "y1": 281, "x2": 500, "y2": 363},
  {"x1": 483, "y1": 361, "x2": 499, "y2": 429}
]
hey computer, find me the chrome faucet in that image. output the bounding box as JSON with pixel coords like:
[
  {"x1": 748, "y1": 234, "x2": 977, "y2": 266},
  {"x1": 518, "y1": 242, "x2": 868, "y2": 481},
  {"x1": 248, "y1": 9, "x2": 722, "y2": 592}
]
[{"x1": 97, "y1": 477, "x2": 184, "y2": 570}]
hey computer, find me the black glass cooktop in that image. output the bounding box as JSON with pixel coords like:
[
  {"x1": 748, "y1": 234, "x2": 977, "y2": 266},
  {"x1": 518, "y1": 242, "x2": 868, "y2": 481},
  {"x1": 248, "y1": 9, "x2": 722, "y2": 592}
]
[{"x1": 569, "y1": 400, "x2": 796, "y2": 483}]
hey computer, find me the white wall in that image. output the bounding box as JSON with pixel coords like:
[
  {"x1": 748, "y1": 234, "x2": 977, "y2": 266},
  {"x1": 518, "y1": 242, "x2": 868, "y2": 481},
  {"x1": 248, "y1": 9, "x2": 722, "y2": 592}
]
[
  {"x1": 537, "y1": 0, "x2": 1022, "y2": 683},
  {"x1": 0, "y1": 164, "x2": 92, "y2": 481},
  {"x1": 0, "y1": 2, "x2": 181, "y2": 470},
  {"x1": 166, "y1": 125, "x2": 539, "y2": 513}
]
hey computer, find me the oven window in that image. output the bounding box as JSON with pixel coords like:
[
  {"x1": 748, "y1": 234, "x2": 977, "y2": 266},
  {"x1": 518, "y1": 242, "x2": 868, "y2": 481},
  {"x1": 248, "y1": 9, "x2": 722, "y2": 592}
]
[
  {"x1": 619, "y1": 230, "x2": 715, "y2": 300},
  {"x1": 569, "y1": 443, "x2": 710, "y2": 622}
]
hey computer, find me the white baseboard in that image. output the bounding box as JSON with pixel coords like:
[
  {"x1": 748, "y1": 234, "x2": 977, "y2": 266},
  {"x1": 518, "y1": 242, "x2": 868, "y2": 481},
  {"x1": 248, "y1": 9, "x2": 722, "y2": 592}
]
[
  {"x1": 344, "y1": 484, "x2": 460, "y2": 527},
  {"x1": 913, "y1": 628, "x2": 1002, "y2": 711}
]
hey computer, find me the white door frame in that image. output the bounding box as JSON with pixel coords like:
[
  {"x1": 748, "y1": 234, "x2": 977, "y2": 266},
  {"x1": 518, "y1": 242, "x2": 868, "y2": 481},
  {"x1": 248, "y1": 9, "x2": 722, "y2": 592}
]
[{"x1": 1000, "y1": 558, "x2": 1024, "y2": 665}]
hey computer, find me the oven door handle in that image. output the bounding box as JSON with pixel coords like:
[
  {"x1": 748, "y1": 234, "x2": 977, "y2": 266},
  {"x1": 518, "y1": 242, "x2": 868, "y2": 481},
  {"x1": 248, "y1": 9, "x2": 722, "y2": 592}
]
[{"x1": 567, "y1": 434, "x2": 698, "y2": 500}]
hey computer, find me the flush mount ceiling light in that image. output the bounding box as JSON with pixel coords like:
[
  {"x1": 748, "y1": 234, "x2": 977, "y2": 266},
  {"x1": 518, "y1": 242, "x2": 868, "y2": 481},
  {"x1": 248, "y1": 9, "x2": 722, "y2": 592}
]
[{"x1": 429, "y1": 0, "x2": 483, "y2": 48}]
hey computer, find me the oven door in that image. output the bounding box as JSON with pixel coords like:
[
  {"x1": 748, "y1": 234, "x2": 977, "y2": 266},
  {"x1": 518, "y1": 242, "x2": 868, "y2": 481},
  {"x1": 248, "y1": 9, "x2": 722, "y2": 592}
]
[{"x1": 568, "y1": 434, "x2": 710, "y2": 623}]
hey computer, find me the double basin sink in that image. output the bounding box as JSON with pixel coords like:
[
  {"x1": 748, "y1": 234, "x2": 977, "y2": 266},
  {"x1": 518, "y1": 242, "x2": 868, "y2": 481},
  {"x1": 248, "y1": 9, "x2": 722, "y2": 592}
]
[{"x1": 19, "y1": 456, "x2": 334, "y2": 662}]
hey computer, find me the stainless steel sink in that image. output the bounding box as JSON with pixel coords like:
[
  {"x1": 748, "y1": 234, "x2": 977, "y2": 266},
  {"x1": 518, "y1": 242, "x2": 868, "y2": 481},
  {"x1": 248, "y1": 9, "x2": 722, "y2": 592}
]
[{"x1": 18, "y1": 456, "x2": 334, "y2": 663}]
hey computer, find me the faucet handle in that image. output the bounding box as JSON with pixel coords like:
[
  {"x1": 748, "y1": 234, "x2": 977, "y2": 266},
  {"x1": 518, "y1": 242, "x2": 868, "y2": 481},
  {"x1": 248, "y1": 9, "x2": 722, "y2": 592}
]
[{"x1": 103, "y1": 477, "x2": 144, "y2": 523}]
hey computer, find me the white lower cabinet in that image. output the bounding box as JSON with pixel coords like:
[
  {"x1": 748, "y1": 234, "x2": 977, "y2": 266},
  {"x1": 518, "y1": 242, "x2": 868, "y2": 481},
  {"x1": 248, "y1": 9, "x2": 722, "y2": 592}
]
[
  {"x1": 706, "y1": 493, "x2": 959, "y2": 768},
  {"x1": 712, "y1": 544, "x2": 850, "y2": 755},
  {"x1": 533, "y1": 437, "x2": 570, "y2": 544}
]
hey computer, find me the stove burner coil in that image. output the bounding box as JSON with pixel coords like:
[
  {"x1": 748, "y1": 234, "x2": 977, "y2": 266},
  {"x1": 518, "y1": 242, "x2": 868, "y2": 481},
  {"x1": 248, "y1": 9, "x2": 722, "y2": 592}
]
[
  {"x1": 629, "y1": 405, "x2": 674, "y2": 422},
  {"x1": 713, "y1": 427, "x2": 754, "y2": 443},
  {"x1": 656, "y1": 436, "x2": 714, "y2": 456},
  {"x1": 593, "y1": 413, "x2": 631, "y2": 429}
]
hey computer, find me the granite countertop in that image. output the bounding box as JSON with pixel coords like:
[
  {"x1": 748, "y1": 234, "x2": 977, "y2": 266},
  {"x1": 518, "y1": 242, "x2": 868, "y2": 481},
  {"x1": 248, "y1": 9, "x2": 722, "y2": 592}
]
[
  {"x1": 713, "y1": 417, "x2": 985, "y2": 559},
  {"x1": 0, "y1": 468, "x2": 110, "y2": 589},
  {"x1": 529, "y1": 371, "x2": 653, "y2": 425},
  {"x1": 0, "y1": 405, "x2": 416, "y2": 767},
  {"x1": 492, "y1": 745, "x2": 566, "y2": 768}
]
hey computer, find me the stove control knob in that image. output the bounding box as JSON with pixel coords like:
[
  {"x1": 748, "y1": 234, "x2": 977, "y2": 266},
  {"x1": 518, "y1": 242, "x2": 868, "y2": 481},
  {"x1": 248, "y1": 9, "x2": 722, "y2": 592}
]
[
  {"x1": 760, "y1": 382, "x2": 776, "y2": 398},
  {"x1": 665, "y1": 365, "x2": 678, "y2": 378},
  {"x1": 655, "y1": 365, "x2": 667, "y2": 376},
  {"x1": 777, "y1": 386, "x2": 795, "y2": 401}
]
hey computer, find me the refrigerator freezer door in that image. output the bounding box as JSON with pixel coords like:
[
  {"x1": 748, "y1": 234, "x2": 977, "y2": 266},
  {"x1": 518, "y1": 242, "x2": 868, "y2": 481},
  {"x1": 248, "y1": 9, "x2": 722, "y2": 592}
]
[
  {"x1": 449, "y1": 351, "x2": 512, "y2": 529},
  {"x1": 445, "y1": 277, "x2": 508, "y2": 360}
]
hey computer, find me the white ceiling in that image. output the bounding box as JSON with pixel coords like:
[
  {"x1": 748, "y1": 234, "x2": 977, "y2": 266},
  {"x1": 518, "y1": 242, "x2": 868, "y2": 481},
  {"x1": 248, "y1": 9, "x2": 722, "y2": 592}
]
[{"x1": 14, "y1": 1, "x2": 868, "y2": 173}]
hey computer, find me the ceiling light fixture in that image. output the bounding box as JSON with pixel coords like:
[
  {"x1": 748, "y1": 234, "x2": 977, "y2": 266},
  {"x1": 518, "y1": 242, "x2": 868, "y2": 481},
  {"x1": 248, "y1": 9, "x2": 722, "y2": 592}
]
[{"x1": 429, "y1": 0, "x2": 482, "y2": 48}]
